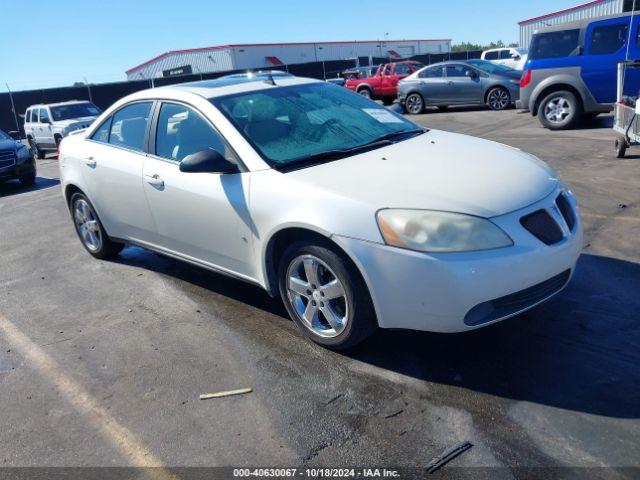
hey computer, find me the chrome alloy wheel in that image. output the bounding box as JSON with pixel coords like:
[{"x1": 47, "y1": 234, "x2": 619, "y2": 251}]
[
  {"x1": 488, "y1": 89, "x2": 509, "y2": 110},
  {"x1": 74, "y1": 199, "x2": 102, "y2": 252},
  {"x1": 286, "y1": 255, "x2": 349, "y2": 338},
  {"x1": 544, "y1": 96, "x2": 572, "y2": 124},
  {"x1": 406, "y1": 94, "x2": 423, "y2": 114}
]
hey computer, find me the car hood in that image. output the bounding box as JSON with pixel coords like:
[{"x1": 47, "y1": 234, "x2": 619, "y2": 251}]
[
  {"x1": 54, "y1": 116, "x2": 98, "y2": 128},
  {"x1": 0, "y1": 139, "x2": 18, "y2": 152},
  {"x1": 286, "y1": 130, "x2": 558, "y2": 218}
]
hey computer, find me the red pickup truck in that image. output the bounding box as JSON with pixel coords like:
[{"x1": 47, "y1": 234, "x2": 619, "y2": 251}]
[{"x1": 345, "y1": 61, "x2": 423, "y2": 105}]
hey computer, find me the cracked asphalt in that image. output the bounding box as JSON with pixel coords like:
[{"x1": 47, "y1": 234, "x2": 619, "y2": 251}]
[{"x1": 0, "y1": 107, "x2": 638, "y2": 479}]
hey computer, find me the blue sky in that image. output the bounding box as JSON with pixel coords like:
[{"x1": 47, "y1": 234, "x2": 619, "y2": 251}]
[{"x1": 1, "y1": 0, "x2": 576, "y2": 91}]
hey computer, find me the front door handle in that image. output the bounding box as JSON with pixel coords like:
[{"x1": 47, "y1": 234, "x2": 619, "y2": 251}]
[
  {"x1": 83, "y1": 156, "x2": 96, "y2": 168},
  {"x1": 145, "y1": 174, "x2": 164, "y2": 188}
]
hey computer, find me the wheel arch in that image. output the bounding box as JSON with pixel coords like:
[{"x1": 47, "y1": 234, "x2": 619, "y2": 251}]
[{"x1": 262, "y1": 226, "x2": 369, "y2": 299}]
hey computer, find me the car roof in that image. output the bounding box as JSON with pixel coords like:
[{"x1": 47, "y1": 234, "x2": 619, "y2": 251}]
[
  {"x1": 27, "y1": 100, "x2": 94, "y2": 109},
  {"x1": 534, "y1": 11, "x2": 633, "y2": 34},
  {"x1": 156, "y1": 75, "x2": 321, "y2": 99}
]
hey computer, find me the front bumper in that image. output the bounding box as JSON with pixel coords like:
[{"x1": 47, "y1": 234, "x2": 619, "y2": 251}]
[
  {"x1": 0, "y1": 156, "x2": 35, "y2": 181},
  {"x1": 333, "y1": 187, "x2": 582, "y2": 333}
]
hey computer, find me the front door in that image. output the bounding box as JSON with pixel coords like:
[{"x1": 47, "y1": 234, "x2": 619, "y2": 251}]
[
  {"x1": 142, "y1": 101, "x2": 253, "y2": 278},
  {"x1": 444, "y1": 64, "x2": 483, "y2": 104},
  {"x1": 81, "y1": 101, "x2": 156, "y2": 242},
  {"x1": 38, "y1": 108, "x2": 55, "y2": 147}
]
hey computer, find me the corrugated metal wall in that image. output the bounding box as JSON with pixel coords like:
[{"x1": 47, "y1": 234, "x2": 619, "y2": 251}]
[
  {"x1": 519, "y1": 0, "x2": 624, "y2": 48},
  {"x1": 127, "y1": 40, "x2": 451, "y2": 80}
]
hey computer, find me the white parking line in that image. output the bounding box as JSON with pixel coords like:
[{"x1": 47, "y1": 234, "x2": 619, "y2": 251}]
[{"x1": 0, "y1": 313, "x2": 176, "y2": 478}]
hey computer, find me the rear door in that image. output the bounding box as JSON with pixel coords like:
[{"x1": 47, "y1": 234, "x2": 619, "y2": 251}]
[
  {"x1": 444, "y1": 64, "x2": 483, "y2": 103},
  {"x1": 582, "y1": 16, "x2": 634, "y2": 103},
  {"x1": 141, "y1": 101, "x2": 253, "y2": 277},
  {"x1": 415, "y1": 65, "x2": 448, "y2": 103},
  {"x1": 82, "y1": 101, "x2": 156, "y2": 242}
]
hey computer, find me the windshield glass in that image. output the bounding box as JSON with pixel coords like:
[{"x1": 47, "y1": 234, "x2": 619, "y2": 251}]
[
  {"x1": 529, "y1": 29, "x2": 581, "y2": 59},
  {"x1": 467, "y1": 59, "x2": 515, "y2": 74},
  {"x1": 50, "y1": 103, "x2": 101, "y2": 121},
  {"x1": 0, "y1": 130, "x2": 10, "y2": 140},
  {"x1": 212, "y1": 82, "x2": 420, "y2": 167}
]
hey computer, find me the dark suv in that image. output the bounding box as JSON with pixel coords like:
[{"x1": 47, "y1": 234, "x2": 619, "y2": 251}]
[{"x1": 0, "y1": 130, "x2": 36, "y2": 186}]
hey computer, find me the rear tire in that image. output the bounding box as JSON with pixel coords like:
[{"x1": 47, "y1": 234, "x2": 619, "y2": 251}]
[
  {"x1": 278, "y1": 241, "x2": 377, "y2": 350},
  {"x1": 382, "y1": 97, "x2": 395, "y2": 106},
  {"x1": 487, "y1": 87, "x2": 511, "y2": 110},
  {"x1": 357, "y1": 87, "x2": 373, "y2": 99},
  {"x1": 70, "y1": 193, "x2": 124, "y2": 259},
  {"x1": 538, "y1": 90, "x2": 582, "y2": 130}
]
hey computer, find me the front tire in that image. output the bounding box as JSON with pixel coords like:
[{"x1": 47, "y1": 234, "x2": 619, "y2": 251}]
[
  {"x1": 19, "y1": 173, "x2": 36, "y2": 186},
  {"x1": 29, "y1": 139, "x2": 45, "y2": 159},
  {"x1": 487, "y1": 87, "x2": 511, "y2": 110},
  {"x1": 538, "y1": 90, "x2": 582, "y2": 130},
  {"x1": 405, "y1": 92, "x2": 424, "y2": 115},
  {"x1": 70, "y1": 193, "x2": 124, "y2": 259},
  {"x1": 278, "y1": 242, "x2": 377, "y2": 350}
]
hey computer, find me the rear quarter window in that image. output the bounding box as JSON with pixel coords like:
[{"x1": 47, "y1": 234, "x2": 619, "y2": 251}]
[
  {"x1": 484, "y1": 51, "x2": 499, "y2": 60},
  {"x1": 589, "y1": 23, "x2": 628, "y2": 55}
]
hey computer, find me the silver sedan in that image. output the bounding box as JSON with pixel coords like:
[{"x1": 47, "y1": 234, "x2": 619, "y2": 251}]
[{"x1": 399, "y1": 60, "x2": 522, "y2": 114}]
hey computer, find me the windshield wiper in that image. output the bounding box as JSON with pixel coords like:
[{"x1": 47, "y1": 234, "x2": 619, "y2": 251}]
[{"x1": 278, "y1": 128, "x2": 427, "y2": 172}]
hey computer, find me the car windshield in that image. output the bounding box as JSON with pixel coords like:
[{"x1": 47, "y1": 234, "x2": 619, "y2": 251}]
[
  {"x1": 529, "y1": 29, "x2": 581, "y2": 59},
  {"x1": 467, "y1": 59, "x2": 515, "y2": 74},
  {"x1": 0, "y1": 130, "x2": 10, "y2": 140},
  {"x1": 212, "y1": 82, "x2": 423, "y2": 168},
  {"x1": 50, "y1": 103, "x2": 101, "y2": 121}
]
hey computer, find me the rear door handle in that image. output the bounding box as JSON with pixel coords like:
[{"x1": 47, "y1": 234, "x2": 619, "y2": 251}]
[
  {"x1": 145, "y1": 174, "x2": 164, "y2": 188},
  {"x1": 83, "y1": 156, "x2": 96, "y2": 168}
]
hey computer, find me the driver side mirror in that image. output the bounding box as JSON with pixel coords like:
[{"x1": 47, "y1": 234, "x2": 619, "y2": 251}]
[
  {"x1": 8, "y1": 131, "x2": 20, "y2": 140},
  {"x1": 465, "y1": 70, "x2": 479, "y2": 79},
  {"x1": 179, "y1": 149, "x2": 239, "y2": 174}
]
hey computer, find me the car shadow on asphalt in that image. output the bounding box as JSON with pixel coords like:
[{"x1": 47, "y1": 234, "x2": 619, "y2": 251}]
[
  {"x1": 0, "y1": 177, "x2": 60, "y2": 198},
  {"x1": 115, "y1": 248, "x2": 640, "y2": 419}
]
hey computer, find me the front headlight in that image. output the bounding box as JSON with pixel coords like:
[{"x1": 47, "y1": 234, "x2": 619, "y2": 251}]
[
  {"x1": 376, "y1": 209, "x2": 513, "y2": 253},
  {"x1": 16, "y1": 146, "x2": 31, "y2": 163}
]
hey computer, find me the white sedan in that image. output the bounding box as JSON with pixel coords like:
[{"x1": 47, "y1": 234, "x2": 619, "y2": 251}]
[{"x1": 58, "y1": 76, "x2": 582, "y2": 349}]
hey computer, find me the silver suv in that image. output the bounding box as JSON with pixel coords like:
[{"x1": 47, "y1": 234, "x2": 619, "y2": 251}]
[{"x1": 24, "y1": 101, "x2": 101, "y2": 158}]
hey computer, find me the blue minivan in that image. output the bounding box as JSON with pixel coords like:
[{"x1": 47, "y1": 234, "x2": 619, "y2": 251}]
[{"x1": 518, "y1": 12, "x2": 639, "y2": 129}]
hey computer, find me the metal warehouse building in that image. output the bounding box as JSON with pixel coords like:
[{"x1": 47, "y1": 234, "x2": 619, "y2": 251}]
[
  {"x1": 125, "y1": 39, "x2": 452, "y2": 80},
  {"x1": 519, "y1": 0, "x2": 639, "y2": 48}
]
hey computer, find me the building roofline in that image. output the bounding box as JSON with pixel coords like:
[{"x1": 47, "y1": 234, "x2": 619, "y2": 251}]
[
  {"x1": 518, "y1": 0, "x2": 607, "y2": 25},
  {"x1": 125, "y1": 38, "x2": 453, "y2": 75}
]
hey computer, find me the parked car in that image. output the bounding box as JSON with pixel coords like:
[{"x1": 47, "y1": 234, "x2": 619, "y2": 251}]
[
  {"x1": 24, "y1": 101, "x2": 101, "y2": 158},
  {"x1": 482, "y1": 47, "x2": 528, "y2": 70},
  {"x1": 219, "y1": 70, "x2": 293, "y2": 80},
  {"x1": 326, "y1": 66, "x2": 380, "y2": 87},
  {"x1": 0, "y1": 129, "x2": 36, "y2": 186},
  {"x1": 59, "y1": 76, "x2": 581, "y2": 350},
  {"x1": 518, "y1": 12, "x2": 638, "y2": 130},
  {"x1": 398, "y1": 60, "x2": 521, "y2": 114},
  {"x1": 345, "y1": 61, "x2": 423, "y2": 105}
]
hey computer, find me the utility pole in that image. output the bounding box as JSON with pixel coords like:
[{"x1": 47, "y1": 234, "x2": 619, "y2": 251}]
[{"x1": 5, "y1": 83, "x2": 21, "y2": 136}]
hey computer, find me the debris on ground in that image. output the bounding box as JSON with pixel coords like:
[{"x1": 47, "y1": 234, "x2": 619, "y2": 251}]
[
  {"x1": 199, "y1": 387, "x2": 252, "y2": 400},
  {"x1": 384, "y1": 409, "x2": 404, "y2": 419},
  {"x1": 618, "y1": 204, "x2": 627, "y2": 209},
  {"x1": 426, "y1": 441, "x2": 473, "y2": 474}
]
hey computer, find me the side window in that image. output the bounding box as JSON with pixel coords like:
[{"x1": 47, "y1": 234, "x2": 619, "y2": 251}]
[
  {"x1": 108, "y1": 102, "x2": 152, "y2": 152},
  {"x1": 91, "y1": 117, "x2": 112, "y2": 143},
  {"x1": 155, "y1": 102, "x2": 235, "y2": 163},
  {"x1": 26, "y1": 110, "x2": 32, "y2": 123},
  {"x1": 499, "y1": 49, "x2": 512, "y2": 59},
  {"x1": 39, "y1": 109, "x2": 50, "y2": 123},
  {"x1": 384, "y1": 64, "x2": 392, "y2": 75},
  {"x1": 485, "y1": 50, "x2": 499, "y2": 60},
  {"x1": 419, "y1": 66, "x2": 444, "y2": 78},
  {"x1": 589, "y1": 23, "x2": 628, "y2": 55},
  {"x1": 394, "y1": 63, "x2": 410, "y2": 75},
  {"x1": 446, "y1": 65, "x2": 473, "y2": 77}
]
